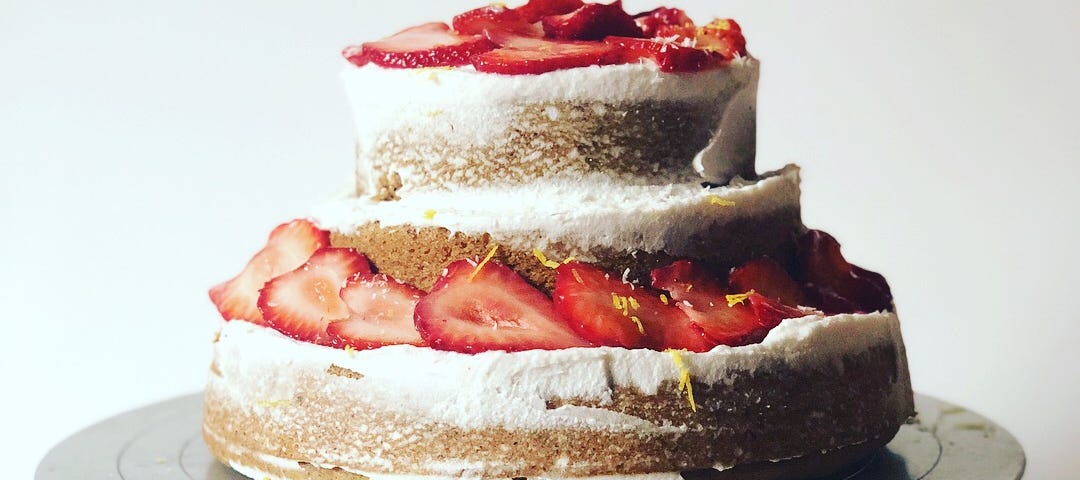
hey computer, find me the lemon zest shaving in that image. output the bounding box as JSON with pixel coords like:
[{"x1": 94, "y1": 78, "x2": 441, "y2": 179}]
[
  {"x1": 666, "y1": 349, "x2": 697, "y2": 412},
  {"x1": 423, "y1": 209, "x2": 436, "y2": 220},
  {"x1": 255, "y1": 399, "x2": 292, "y2": 408},
  {"x1": 726, "y1": 289, "x2": 755, "y2": 307},
  {"x1": 706, "y1": 194, "x2": 736, "y2": 206},
  {"x1": 660, "y1": 293, "x2": 669, "y2": 305},
  {"x1": 563, "y1": 256, "x2": 576, "y2": 264},
  {"x1": 343, "y1": 344, "x2": 357, "y2": 358},
  {"x1": 611, "y1": 293, "x2": 645, "y2": 334},
  {"x1": 572, "y1": 269, "x2": 584, "y2": 284},
  {"x1": 423, "y1": 109, "x2": 445, "y2": 118},
  {"x1": 469, "y1": 245, "x2": 499, "y2": 282},
  {"x1": 685, "y1": 284, "x2": 693, "y2": 292},
  {"x1": 533, "y1": 249, "x2": 561, "y2": 269}
]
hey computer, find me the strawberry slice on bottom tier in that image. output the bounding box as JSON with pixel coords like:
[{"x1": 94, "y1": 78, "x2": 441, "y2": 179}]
[
  {"x1": 553, "y1": 261, "x2": 714, "y2": 351},
  {"x1": 208, "y1": 219, "x2": 330, "y2": 324},
  {"x1": 651, "y1": 260, "x2": 807, "y2": 347},
  {"x1": 258, "y1": 248, "x2": 372, "y2": 346},
  {"x1": 328, "y1": 274, "x2": 426, "y2": 349},
  {"x1": 798, "y1": 230, "x2": 893, "y2": 314},
  {"x1": 415, "y1": 259, "x2": 589, "y2": 353}
]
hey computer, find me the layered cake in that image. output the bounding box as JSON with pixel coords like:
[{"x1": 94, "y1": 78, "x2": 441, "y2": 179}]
[{"x1": 204, "y1": 1, "x2": 914, "y2": 479}]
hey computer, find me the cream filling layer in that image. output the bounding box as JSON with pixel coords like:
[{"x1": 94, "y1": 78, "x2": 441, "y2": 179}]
[
  {"x1": 211, "y1": 310, "x2": 905, "y2": 432},
  {"x1": 312, "y1": 164, "x2": 800, "y2": 256}
]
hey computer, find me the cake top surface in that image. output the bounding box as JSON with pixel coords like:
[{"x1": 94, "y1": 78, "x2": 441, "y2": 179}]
[{"x1": 343, "y1": 0, "x2": 749, "y2": 75}]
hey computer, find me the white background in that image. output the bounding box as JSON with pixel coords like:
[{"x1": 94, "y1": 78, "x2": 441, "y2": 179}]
[{"x1": 3, "y1": 0, "x2": 1078, "y2": 478}]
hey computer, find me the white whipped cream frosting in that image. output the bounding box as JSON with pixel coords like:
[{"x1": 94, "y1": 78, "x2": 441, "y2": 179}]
[
  {"x1": 312, "y1": 165, "x2": 800, "y2": 256},
  {"x1": 212, "y1": 311, "x2": 905, "y2": 432},
  {"x1": 342, "y1": 59, "x2": 759, "y2": 192}
]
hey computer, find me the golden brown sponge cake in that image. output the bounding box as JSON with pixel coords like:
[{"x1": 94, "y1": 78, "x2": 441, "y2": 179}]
[{"x1": 204, "y1": 1, "x2": 914, "y2": 479}]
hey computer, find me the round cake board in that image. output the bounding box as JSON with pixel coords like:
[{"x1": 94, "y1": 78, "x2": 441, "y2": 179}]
[{"x1": 35, "y1": 393, "x2": 1024, "y2": 480}]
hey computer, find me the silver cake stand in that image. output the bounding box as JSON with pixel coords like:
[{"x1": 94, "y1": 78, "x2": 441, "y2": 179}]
[{"x1": 36, "y1": 393, "x2": 1024, "y2": 480}]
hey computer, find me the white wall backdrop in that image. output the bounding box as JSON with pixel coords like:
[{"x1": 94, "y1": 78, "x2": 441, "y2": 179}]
[{"x1": 3, "y1": 0, "x2": 1077, "y2": 478}]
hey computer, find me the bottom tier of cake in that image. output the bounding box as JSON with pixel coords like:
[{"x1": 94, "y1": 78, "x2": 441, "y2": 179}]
[{"x1": 203, "y1": 312, "x2": 913, "y2": 480}]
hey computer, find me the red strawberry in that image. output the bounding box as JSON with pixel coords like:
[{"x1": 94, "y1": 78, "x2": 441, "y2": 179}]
[
  {"x1": 553, "y1": 262, "x2": 713, "y2": 351},
  {"x1": 798, "y1": 230, "x2": 893, "y2": 315},
  {"x1": 327, "y1": 274, "x2": 425, "y2": 350},
  {"x1": 513, "y1": 0, "x2": 585, "y2": 23},
  {"x1": 696, "y1": 18, "x2": 747, "y2": 60},
  {"x1": 689, "y1": 292, "x2": 804, "y2": 346},
  {"x1": 414, "y1": 259, "x2": 589, "y2": 353},
  {"x1": 472, "y1": 32, "x2": 620, "y2": 74},
  {"x1": 633, "y1": 7, "x2": 694, "y2": 38},
  {"x1": 604, "y1": 36, "x2": 721, "y2": 72},
  {"x1": 346, "y1": 22, "x2": 496, "y2": 69},
  {"x1": 258, "y1": 248, "x2": 372, "y2": 346},
  {"x1": 650, "y1": 259, "x2": 728, "y2": 311},
  {"x1": 540, "y1": 1, "x2": 642, "y2": 41},
  {"x1": 651, "y1": 260, "x2": 804, "y2": 346},
  {"x1": 209, "y1": 219, "x2": 330, "y2": 324},
  {"x1": 728, "y1": 258, "x2": 806, "y2": 307},
  {"x1": 452, "y1": 5, "x2": 543, "y2": 37}
]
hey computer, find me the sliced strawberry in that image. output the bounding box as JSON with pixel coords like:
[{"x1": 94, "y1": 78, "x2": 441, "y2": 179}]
[
  {"x1": 258, "y1": 248, "x2": 372, "y2": 346},
  {"x1": 650, "y1": 259, "x2": 724, "y2": 300},
  {"x1": 728, "y1": 258, "x2": 806, "y2": 307},
  {"x1": 452, "y1": 5, "x2": 543, "y2": 37},
  {"x1": 604, "y1": 36, "x2": 721, "y2": 72},
  {"x1": 651, "y1": 260, "x2": 803, "y2": 347},
  {"x1": 347, "y1": 22, "x2": 496, "y2": 69},
  {"x1": 209, "y1": 219, "x2": 330, "y2": 324},
  {"x1": 696, "y1": 18, "x2": 747, "y2": 60},
  {"x1": 688, "y1": 292, "x2": 804, "y2": 346},
  {"x1": 473, "y1": 32, "x2": 620, "y2": 74},
  {"x1": 327, "y1": 274, "x2": 425, "y2": 350},
  {"x1": 554, "y1": 262, "x2": 713, "y2": 351},
  {"x1": 414, "y1": 259, "x2": 588, "y2": 353},
  {"x1": 540, "y1": 1, "x2": 642, "y2": 41},
  {"x1": 633, "y1": 7, "x2": 694, "y2": 38},
  {"x1": 513, "y1": 0, "x2": 585, "y2": 23},
  {"x1": 798, "y1": 230, "x2": 893, "y2": 315}
]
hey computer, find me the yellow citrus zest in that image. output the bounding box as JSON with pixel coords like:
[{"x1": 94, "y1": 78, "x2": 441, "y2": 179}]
[
  {"x1": 611, "y1": 293, "x2": 645, "y2": 334},
  {"x1": 255, "y1": 399, "x2": 292, "y2": 408},
  {"x1": 726, "y1": 289, "x2": 756, "y2": 307},
  {"x1": 423, "y1": 209, "x2": 436, "y2": 220},
  {"x1": 572, "y1": 268, "x2": 584, "y2": 284},
  {"x1": 660, "y1": 293, "x2": 669, "y2": 305},
  {"x1": 469, "y1": 245, "x2": 499, "y2": 282},
  {"x1": 667, "y1": 349, "x2": 697, "y2": 412},
  {"x1": 533, "y1": 248, "x2": 561, "y2": 269},
  {"x1": 706, "y1": 194, "x2": 736, "y2": 206}
]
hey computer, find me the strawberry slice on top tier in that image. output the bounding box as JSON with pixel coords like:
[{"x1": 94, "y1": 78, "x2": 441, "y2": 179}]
[
  {"x1": 342, "y1": 0, "x2": 748, "y2": 74},
  {"x1": 345, "y1": 22, "x2": 495, "y2": 69},
  {"x1": 472, "y1": 31, "x2": 620, "y2": 74}
]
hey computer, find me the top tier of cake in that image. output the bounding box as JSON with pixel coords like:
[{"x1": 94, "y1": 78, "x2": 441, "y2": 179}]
[{"x1": 342, "y1": 3, "x2": 758, "y2": 198}]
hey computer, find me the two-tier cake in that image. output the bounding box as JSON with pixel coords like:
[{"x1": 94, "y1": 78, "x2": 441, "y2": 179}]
[{"x1": 203, "y1": 1, "x2": 914, "y2": 479}]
